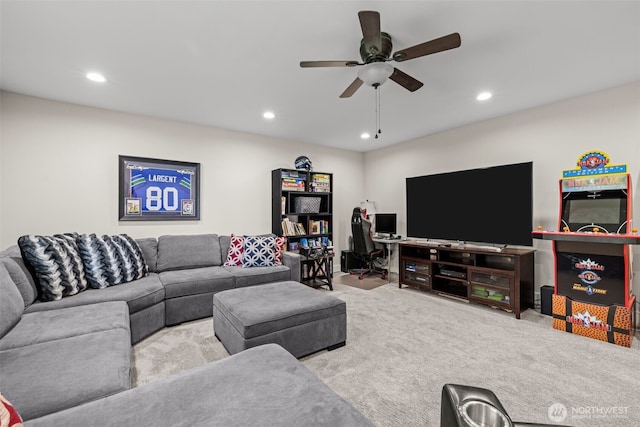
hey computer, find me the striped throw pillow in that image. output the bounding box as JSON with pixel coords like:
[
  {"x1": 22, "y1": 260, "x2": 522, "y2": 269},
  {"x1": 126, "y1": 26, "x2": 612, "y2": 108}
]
[
  {"x1": 76, "y1": 233, "x2": 148, "y2": 288},
  {"x1": 18, "y1": 233, "x2": 88, "y2": 301}
]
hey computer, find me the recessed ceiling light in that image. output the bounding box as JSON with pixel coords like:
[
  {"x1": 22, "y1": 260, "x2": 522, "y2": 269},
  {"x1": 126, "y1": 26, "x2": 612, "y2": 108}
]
[
  {"x1": 476, "y1": 91, "x2": 492, "y2": 101},
  {"x1": 361, "y1": 132, "x2": 370, "y2": 139},
  {"x1": 86, "y1": 72, "x2": 106, "y2": 83},
  {"x1": 263, "y1": 111, "x2": 275, "y2": 119}
]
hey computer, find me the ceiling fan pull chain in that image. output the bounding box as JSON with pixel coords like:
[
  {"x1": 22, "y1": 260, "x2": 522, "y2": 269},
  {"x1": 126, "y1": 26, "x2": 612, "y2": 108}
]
[
  {"x1": 378, "y1": 86, "x2": 382, "y2": 136},
  {"x1": 374, "y1": 86, "x2": 381, "y2": 139}
]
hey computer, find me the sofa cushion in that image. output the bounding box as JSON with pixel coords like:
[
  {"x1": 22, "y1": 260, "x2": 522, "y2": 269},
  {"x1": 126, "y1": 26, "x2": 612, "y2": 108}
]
[
  {"x1": 219, "y1": 234, "x2": 231, "y2": 263},
  {"x1": 159, "y1": 266, "x2": 234, "y2": 299},
  {"x1": 0, "y1": 301, "x2": 129, "y2": 351},
  {"x1": 24, "y1": 273, "x2": 164, "y2": 316},
  {"x1": 22, "y1": 344, "x2": 373, "y2": 427},
  {"x1": 157, "y1": 234, "x2": 221, "y2": 272},
  {"x1": 17, "y1": 234, "x2": 88, "y2": 300},
  {"x1": 0, "y1": 247, "x2": 38, "y2": 307},
  {"x1": 0, "y1": 263, "x2": 23, "y2": 339},
  {"x1": 223, "y1": 265, "x2": 291, "y2": 288},
  {"x1": 76, "y1": 234, "x2": 147, "y2": 289},
  {"x1": 0, "y1": 328, "x2": 131, "y2": 421},
  {"x1": 136, "y1": 237, "x2": 158, "y2": 273}
]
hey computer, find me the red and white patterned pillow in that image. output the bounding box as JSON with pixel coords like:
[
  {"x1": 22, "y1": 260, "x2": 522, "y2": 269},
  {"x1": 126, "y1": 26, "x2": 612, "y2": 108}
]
[
  {"x1": 0, "y1": 393, "x2": 23, "y2": 427},
  {"x1": 274, "y1": 236, "x2": 286, "y2": 265},
  {"x1": 223, "y1": 234, "x2": 245, "y2": 266}
]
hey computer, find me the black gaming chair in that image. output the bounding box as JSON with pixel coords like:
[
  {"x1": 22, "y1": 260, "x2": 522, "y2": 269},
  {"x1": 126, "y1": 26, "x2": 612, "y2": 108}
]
[{"x1": 350, "y1": 207, "x2": 387, "y2": 280}]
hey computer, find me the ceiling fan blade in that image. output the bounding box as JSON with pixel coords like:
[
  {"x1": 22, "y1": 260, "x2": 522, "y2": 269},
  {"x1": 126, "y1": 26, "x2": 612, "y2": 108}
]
[
  {"x1": 393, "y1": 32, "x2": 461, "y2": 62},
  {"x1": 358, "y1": 10, "x2": 382, "y2": 55},
  {"x1": 389, "y1": 68, "x2": 423, "y2": 92},
  {"x1": 340, "y1": 78, "x2": 364, "y2": 98},
  {"x1": 300, "y1": 60, "x2": 360, "y2": 68}
]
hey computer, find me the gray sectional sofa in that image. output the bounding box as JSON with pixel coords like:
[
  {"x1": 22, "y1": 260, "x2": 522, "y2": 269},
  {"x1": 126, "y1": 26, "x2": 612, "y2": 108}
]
[{"x1": 0, "y1": 233, "x2": 371, "y2": 425}]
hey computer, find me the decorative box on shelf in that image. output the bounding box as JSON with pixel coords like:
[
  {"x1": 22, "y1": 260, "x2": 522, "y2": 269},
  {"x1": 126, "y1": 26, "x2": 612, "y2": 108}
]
[{"x1": 294, "y1": 197, "x2": 321, "y2": 213}]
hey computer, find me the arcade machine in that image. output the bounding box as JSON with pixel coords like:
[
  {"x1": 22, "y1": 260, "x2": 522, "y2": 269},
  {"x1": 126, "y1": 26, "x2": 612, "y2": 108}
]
[{"x1": 533, "y1": 151, "x2": 639, "y2": 347}]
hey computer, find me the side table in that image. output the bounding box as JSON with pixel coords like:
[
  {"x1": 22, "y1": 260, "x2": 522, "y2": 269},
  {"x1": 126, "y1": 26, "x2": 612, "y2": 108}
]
[{"x1": 300, "y1": 254, "x2": 333, "y2": 290}]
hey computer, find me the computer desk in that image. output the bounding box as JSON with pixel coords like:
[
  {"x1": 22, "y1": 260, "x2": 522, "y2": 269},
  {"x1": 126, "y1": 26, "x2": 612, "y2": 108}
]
[{"x1": 372, "y1": 237, "x2": 406, "y2": 278}]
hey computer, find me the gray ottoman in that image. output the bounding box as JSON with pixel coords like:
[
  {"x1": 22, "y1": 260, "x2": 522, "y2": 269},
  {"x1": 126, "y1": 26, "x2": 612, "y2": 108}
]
[{"x1": 213, "y1": 281, "x2": 346, "y2": 358}]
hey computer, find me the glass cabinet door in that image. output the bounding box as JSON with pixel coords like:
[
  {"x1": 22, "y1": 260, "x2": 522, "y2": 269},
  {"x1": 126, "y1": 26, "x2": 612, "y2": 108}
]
[
  {"x1": 403, "y1": 261, "x2": 430, "y2": 289},
  {"x1": 469, "y1": 270, "x2": 513, "y2": 305}
]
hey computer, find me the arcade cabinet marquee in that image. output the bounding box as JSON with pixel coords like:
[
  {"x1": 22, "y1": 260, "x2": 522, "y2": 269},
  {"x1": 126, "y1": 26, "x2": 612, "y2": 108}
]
[{"x1": 532, "y1": 151, "x2": 638, "y2": 347}]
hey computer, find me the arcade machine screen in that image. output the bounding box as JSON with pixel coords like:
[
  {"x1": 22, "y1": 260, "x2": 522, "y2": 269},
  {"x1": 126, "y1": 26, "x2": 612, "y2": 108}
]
[{"x1": 561, "y1": 190, "x2": 627, "y2": 233}]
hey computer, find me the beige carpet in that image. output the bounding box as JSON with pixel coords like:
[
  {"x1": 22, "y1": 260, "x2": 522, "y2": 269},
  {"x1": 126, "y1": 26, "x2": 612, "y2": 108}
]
[{"x1": 132, "y1": 283, "x2": 639, "y2": 426}]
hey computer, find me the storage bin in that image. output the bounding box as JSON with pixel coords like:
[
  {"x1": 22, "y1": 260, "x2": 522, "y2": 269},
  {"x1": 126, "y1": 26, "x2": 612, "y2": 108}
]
[{"x1": 295, "y1": 197, "x2": 321, "y2": 213}]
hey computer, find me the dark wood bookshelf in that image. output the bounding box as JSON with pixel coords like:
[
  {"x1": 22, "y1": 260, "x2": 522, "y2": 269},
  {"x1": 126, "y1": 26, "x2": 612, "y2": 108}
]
[{"x1": 271, "y1": 168, "x2": 334, "y2": 285}]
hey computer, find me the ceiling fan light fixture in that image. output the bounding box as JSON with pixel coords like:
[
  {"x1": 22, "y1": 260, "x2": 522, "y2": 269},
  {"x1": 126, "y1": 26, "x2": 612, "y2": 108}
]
[{"x1": 358, "y1": 62, "x2": 394, "y2": 87}]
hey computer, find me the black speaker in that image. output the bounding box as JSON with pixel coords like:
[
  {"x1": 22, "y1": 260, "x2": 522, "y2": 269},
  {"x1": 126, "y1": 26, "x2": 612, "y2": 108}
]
[
  {"x1": 341, "y1": 250, "x2": 364, "y2": 273},
  {"x1": 541, "y1": 285, "x2": 553, "y2": 316}
]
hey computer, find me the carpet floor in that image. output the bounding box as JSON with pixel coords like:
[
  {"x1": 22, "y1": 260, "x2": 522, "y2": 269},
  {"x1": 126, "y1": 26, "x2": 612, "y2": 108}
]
[{"x1": 132, "y1": 282, "x2": 639, "y2": 426}]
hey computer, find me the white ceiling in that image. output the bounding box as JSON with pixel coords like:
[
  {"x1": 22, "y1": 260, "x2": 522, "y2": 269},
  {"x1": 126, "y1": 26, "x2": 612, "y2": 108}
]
[{"x1": 1, "y1": 1, "x2": 639, "y2": 152}]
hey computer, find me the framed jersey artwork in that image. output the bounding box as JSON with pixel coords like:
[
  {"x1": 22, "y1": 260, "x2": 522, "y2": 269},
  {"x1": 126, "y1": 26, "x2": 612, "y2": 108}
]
[{"x1": 118, "y1": 155, "x2": 200, "y2": 221}]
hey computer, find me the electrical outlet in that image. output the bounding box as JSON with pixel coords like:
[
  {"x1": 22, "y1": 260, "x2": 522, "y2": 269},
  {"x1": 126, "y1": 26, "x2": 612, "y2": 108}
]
[{"x1": 534, "y1": 291, "x2": 541, "y2": 309}]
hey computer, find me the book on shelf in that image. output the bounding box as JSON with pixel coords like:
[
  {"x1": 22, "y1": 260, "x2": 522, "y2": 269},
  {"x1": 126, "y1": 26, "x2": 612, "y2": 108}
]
[
  {"x1": 296, "y1": 222, "x2": 307, "y2": 235},
  {"x1": 281, "y1": 171, "x2": 307, "y2": 192},
  {"x1": 308, "y1": 220, "x2": 329, "y2": 235},
  {"x1": 309, "y1": 183, "x2": 330, "y2": 193},
  {"x1": 281, "y1": 178, "x2": 305, "y2": 192},
  {"x1": 281, "y1": 217, "x2": 307, "y2": 236},
  {"x1": 311, "y1": 173, "x2": 330, "y2": 182},
  {"x1": 299, "y1": 237, "x2": 332, "y2": 248},
  {"x1": 281, "y1": 170, "x2": 307, "y2": 180},
  {"x1": 310, "y1": 173, "x2": 331, "y2": 193},
  {"x1": 281, "y1": 196, "x2": 286, "y2": 215}
]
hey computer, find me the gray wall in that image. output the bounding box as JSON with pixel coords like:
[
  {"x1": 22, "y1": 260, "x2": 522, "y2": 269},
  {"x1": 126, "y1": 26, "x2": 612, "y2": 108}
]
[
  {"x1": 364, "y1": 81, "x2": 640, "y2": 301},
  {"x1": 0, "y1": 91, "x2": 365, "y2": 258},
  {"x1": 2, "y1": 82, "x2": 639, "y2": 309}
]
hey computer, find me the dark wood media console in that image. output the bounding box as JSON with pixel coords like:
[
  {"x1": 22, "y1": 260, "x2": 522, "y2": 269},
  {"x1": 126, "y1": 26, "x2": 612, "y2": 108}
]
[{"x1": 399, "y1": 241, "x2": 535, "y2": 319}]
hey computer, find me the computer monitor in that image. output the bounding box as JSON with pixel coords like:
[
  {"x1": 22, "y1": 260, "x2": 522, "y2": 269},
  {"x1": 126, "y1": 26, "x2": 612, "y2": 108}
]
[{"x1": 375, "y1": 213, "x2": 397, "y2": 236}]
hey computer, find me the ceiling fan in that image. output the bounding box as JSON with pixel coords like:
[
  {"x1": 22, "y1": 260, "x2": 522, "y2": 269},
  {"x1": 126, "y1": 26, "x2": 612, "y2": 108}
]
[{"x1": 300, "y1": 10, "x2": 461, "y2": 98}]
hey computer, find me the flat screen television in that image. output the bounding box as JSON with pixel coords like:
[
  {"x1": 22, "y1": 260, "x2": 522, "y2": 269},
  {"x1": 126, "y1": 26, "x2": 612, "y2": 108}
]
[
  {"x1": 374, "y1": 213, "x2": 397, "y2": 235},
  {"x1": 406, "y1": 162, "x2": 533, "y2": 246}
]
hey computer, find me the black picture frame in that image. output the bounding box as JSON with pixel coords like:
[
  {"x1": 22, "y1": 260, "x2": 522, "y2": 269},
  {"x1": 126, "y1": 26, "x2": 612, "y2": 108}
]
[{"x1": 118, "y1": 155, "x2": 200, "y2": 221}]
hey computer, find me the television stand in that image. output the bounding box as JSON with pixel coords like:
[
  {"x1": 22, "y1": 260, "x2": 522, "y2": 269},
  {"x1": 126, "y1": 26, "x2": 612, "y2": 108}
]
[
  {"x1": 399, "y1": 241, "x2": 535, "y2": 319},
  {"x1": 461, "y1": 243, "x2": 504, "y2": 253}
]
